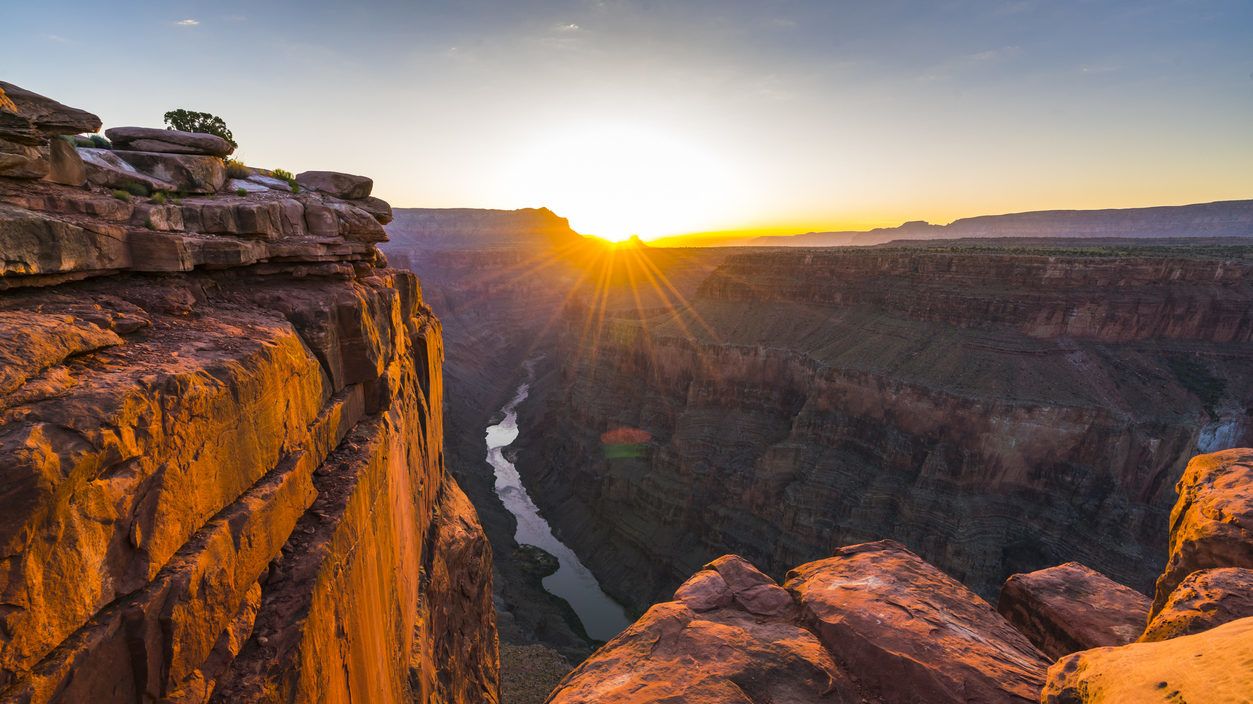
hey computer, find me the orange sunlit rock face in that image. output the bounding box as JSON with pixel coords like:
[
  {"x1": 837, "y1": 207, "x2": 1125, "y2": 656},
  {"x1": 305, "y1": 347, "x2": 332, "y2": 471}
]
[
  {"x1": 0, "y1": 83, "x2": 498, "y2": 704},
  {"x1": 1150, "y1": 448, "x2": 1253, "y2": 619}
]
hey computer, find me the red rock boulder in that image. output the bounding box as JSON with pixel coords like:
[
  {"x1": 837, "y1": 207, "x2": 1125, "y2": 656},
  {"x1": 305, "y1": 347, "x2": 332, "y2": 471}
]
[
  {"x1": 1140, "y1": 567, "x2": 1253, "y2": 642},
  {"x1": 1150, "y1": 448, "x2": 1253, "y2": 619},
  {"x1": 786, "y1": 540, "x2": 1049, "y2": 704},
  {"x1": 996, "y1": 562, "x2": 1149, "y2": 659},
  {"x1": 547, "y1": 555, "x2": 859, "y2": 703}
]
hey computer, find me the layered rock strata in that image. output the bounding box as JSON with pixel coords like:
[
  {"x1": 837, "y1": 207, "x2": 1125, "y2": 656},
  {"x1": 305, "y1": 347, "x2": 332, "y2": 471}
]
[
  {"x1": 520, "y1": 245, "x2": 1253, "y2": 611},
  {"x1": 0, "y1": 85, "x2": 498, "y2": 703}
]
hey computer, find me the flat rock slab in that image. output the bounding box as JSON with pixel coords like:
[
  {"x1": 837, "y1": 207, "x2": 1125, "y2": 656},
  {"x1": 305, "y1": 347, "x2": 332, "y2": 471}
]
[
  {"x1": 1151, "y1": 448, "x2": 1253, "y2": 619},
  {"x1": 78, "y1": 148, "x2": 176, "y2": 192},
  {"x1": 1042, "y1": 615, "x2": 1253, "y2": 703},
  {"x1": 105, "y1": 127, "x2": 234, "y2": 157},
  {"x1": 1141, "y1": 567, "x2": 1253, "y2": 642},
  {"x1": 997, "y1": 562, "x2": 1150, "y2": 659},
  {"x1": 246, "y1": 173, "x2": 293, "y2": 193},
  {"x1": 786, "y1": 540, "x2": 1049, "y2": 704},
  {"x1": 0, "y1": 81, "x2": 101, "y2": 143},
  {"x1": 111, "y1": 150, "x2": 225, "y2": 194},
  {"x1": 296, "y1": 170, "x2": 372, "y2": 199}
]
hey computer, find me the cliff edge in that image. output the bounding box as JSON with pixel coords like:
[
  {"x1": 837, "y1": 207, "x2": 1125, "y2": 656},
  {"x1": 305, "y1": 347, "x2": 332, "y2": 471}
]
[{"x1": 0, "y1": 83, "x2": 498, "y2": 703}]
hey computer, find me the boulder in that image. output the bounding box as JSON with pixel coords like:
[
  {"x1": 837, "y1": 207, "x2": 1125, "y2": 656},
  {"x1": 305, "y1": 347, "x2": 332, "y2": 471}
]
[
  {"x1": 227, "y1": 178, "x2": 269, "y2": 194},
  {"x1": 104, "y1": 127, "x2": 234, "y2": 157},
  {"x1": 548, "y1": 556, "x2": 858, "y2": 704},
  {"x1": 356, "y1": 195, "x2": 393, "y2": 224},
  {"x1": 1150, "y1": 448, "x2": 1253, "y2": 619},
  {"x1": 1041, "y1": 616, "x2": 1253, "y2": 703},
  {"x1": 245, "y1": 174, "x2": 292, "y2": 193},
  {"x1": 295, "y1": 170, "x2": 372, "y2": 199},
  {"x1": 111, "y1": 150, "x2": 226, "y2": 194},
  {"x1": 303, "y1": 201, "x2": 339, "y2": 237},
  {"x1": 997, "y1": 562, "x2": 1150, "y2": 659},
  {"x1": 78, "y1": 148, "x2": 176, "y2": 193},
  {"x1": 1140, "y1": 567, "x2": 1253, "y2": 642},
  {"x1": 786, "y1": 540, "x2": 1049, "y2": 703},
  {"x1": 328, "y1": 201, "x2": 387, "y2": 242},
  {"x1": 0, "y1": 81, "x2": 101, "y2": 142},
  {"x1": 43, "y1": 138, "x2": 86, "y2": 187},
  {"x1": 0, "y1": 140, "x2": 48, "y2": 179}
]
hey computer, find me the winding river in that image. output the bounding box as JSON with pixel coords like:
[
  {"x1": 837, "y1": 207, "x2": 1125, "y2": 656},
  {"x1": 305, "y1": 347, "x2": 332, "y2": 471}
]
[{"x1": 485, "y1": 382, "x2": 632, "y2": 642}]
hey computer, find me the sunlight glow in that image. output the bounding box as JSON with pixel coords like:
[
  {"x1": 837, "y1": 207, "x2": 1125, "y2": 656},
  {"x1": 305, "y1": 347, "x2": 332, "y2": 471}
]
[{"x1": 500, "y1": 123, "x2": 749, "y2": 242}]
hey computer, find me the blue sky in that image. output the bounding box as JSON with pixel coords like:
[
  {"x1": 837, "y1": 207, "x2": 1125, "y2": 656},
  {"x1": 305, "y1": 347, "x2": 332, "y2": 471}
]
[{"x1": 3, "y1": 0, "x2": 1251, "y2": 238}]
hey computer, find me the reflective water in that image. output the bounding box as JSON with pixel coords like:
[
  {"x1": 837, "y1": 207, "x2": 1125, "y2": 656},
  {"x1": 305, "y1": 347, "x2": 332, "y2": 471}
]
[{"x1": 485, "y1": 382, "x2": 632, "y2": 642}]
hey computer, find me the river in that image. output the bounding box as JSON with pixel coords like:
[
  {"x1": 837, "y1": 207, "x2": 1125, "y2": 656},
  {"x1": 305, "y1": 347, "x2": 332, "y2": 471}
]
[{"x1": 485, "y1": 381, "x2": 632, "y2": 642}]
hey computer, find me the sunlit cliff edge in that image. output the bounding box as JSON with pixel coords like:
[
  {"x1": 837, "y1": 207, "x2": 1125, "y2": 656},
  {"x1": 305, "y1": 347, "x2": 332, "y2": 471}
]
[{"x1": 0, "y1": 82, "x2": 497, "y2": 703}]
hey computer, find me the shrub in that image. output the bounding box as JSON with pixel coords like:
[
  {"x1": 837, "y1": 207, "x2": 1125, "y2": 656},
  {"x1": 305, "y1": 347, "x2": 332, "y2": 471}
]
[
  {"x1": 225, "y1": 158, "x2": 250, "y2": 179},
  {"x1": 111, "y1": 189, "x2": 130, "y2": 201},
  {"x1": 144, "y1": 217, "x2": 155, "y2": 230},
  {"x1": 122, "y1": 181, "x2": 150, "y2": 197},
  {"x1": 150, "y1": 192, "x2": 167, "y2": 205},
  {"x1": 88, "y1": 134, "x2": 111, "y2": 149},
  {"x1": 235, "y1": 187, "x2": 247, "y2": 197},
  {"x1": 162, "y1": 109, "x2": 237, "y2": 148},
  {"x1": 270, "y1": 168, "x2": 299, "y2": 192}
]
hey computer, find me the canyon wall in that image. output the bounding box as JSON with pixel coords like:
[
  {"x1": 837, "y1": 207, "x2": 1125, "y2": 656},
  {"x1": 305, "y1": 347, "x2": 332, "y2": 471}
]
[
  {"x1": 0, "y1": 85, "x2": 497, "y2": 703},
  {"x1": 518, "y1": 245, "x2": 1253, "y2": 610}
]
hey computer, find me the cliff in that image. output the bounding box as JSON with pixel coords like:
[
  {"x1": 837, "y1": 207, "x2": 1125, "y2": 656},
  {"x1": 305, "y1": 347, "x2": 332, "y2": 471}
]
[
  {"x1": 750, "y1": 199, "x2": 1253, "y2": 246},
  {"x1": 0, "y1": 84, "x2": 498, "y2": 703},
  {"x1": 546, "y1": 447, "x2": 1253, "y2": 703},
  {"x1": 517, "y1": 244, "x2": 1253, "y2": 611}
]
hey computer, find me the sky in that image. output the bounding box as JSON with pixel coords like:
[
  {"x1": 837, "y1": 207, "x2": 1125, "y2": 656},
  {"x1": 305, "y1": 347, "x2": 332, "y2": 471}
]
[{"x1": 3, "y1": 0, "x2": 1252, "y2": 241}]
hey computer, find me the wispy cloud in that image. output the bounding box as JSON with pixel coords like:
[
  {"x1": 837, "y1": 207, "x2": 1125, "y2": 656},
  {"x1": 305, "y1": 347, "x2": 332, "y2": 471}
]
[
  {"x1": 43, "y1": 33, "x2": 74, "y2": 44},
  {"x1": 174, "y1": 18, "x2": 199, "y2": 27},
  {"x1": 555, "y1": 22, "x2": 580, "y2": 32}
]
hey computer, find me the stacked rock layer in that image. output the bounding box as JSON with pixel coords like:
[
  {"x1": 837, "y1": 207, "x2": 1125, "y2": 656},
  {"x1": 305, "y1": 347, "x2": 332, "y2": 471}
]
[{"x1": 0, "y1": 83, "x2": 498, "y2": 703}]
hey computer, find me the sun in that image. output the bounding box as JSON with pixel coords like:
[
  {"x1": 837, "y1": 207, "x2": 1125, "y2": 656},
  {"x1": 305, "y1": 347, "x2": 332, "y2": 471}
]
[{"x1": 500, "y1": 122, "x2": 747, "y2": 241}]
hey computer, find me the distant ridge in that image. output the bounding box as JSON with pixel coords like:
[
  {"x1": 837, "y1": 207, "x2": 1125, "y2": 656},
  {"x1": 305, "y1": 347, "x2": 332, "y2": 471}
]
[{"x1": 750, "y1": 199, "x2": 1253, "y2": 247}]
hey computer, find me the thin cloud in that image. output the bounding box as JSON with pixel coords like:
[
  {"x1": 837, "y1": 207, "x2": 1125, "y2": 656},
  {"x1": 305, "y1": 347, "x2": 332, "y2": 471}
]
[
  {"x1": 43, "y1": 34, "x2": 75, "y2": 44},
  {"x1": 174, "y1": 18, "x2": 200, "y2": 27}
]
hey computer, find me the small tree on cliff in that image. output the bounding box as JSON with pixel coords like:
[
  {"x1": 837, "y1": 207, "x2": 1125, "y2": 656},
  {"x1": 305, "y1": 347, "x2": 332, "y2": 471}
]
[{"x1": 162, "y1": 109, "x2": 237, "y2": 148}]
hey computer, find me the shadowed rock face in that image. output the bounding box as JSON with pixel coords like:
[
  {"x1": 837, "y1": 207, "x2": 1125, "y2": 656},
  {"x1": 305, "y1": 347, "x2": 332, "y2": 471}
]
[
  {"x1": 548, "y1": 542, "x2": 1048, "y2": 704},
  {"x1": 519, "y1": 244, "x2": 1253, "y2": 612},
  {"x1": 997, "y1": 562, "x2": 1150, "y2": 659},
  {"x1": 0, "y1": 86, "x2": 498, "y2": 704}
]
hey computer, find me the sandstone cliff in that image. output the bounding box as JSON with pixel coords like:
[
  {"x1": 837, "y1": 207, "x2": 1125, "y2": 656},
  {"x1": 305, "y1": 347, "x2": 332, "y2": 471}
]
[
  {"x1": 518, "y1": 244, "x2": 1253, "y2": 611},
  {"x1": 0, "y1": 83, "x2": 498, "y2": 703}
]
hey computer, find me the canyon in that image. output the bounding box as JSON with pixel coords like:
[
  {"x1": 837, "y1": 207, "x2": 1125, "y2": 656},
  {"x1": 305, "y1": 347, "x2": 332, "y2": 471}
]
[
  {"x1": 2, "y1": 80, "x2": 1252, "y2": 704},
  {"x1": 519, "y1": 243, "x2": 1253, "y2": 611}
]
